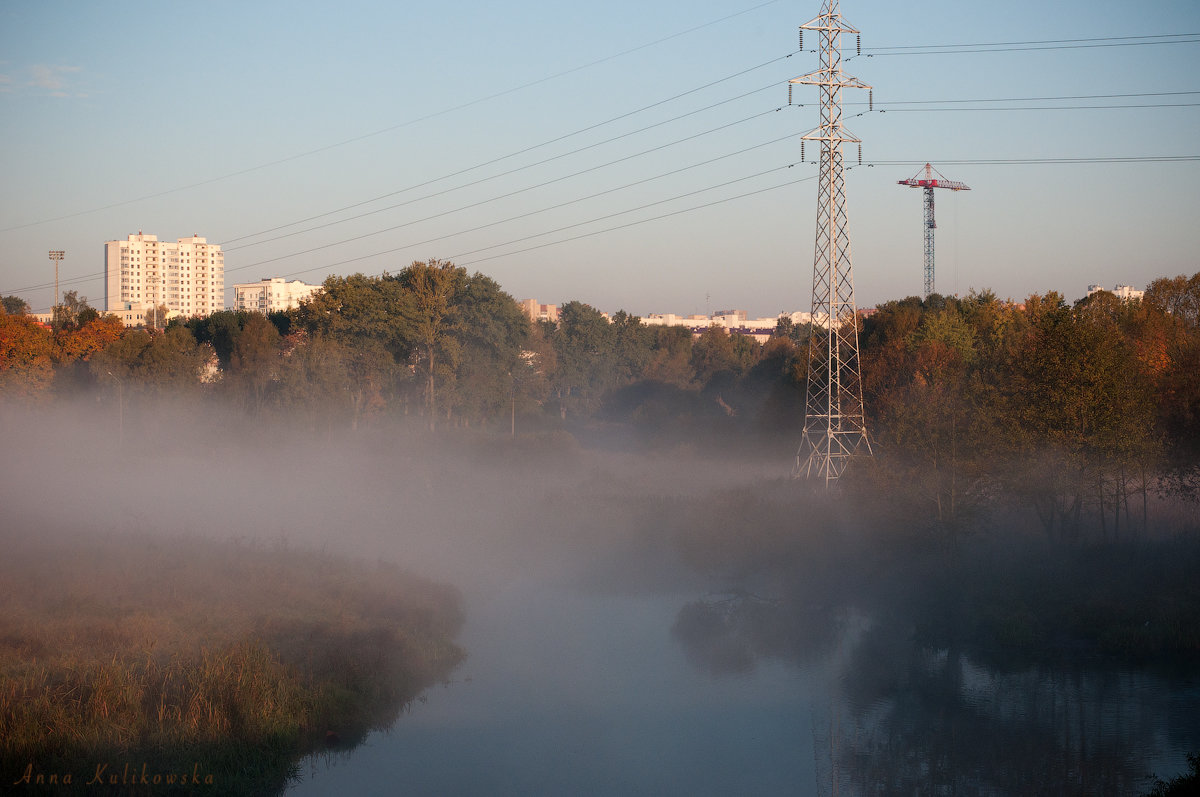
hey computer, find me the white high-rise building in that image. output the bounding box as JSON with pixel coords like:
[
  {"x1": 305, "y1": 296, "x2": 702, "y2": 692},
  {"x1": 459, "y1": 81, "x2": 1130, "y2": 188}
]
[
  {"x1": 104, "y1": 232, "x2": 224, "y2": 317},
  {"x1": 233, "y1": 278, "x2": 322, "y2": 314}
]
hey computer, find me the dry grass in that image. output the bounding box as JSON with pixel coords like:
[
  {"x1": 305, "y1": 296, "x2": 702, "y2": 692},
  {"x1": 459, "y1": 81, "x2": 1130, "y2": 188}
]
[{"x1": 0, "y1": 530, "x2": 463, "y2": 795}]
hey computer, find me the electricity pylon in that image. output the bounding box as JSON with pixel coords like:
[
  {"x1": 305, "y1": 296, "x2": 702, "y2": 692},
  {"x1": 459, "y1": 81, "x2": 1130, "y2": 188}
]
[
  {"x1": 897, "y1": 163, "x2": 971, "y2": 297},
  {"x1": 791, "y1": 0, "x2": 872, "y2": 486}
]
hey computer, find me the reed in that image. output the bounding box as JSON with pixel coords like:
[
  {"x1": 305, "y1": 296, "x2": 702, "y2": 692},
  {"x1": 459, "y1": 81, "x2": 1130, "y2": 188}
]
[{"x1": 0, "y1": 530, "x2": 463, "y2": 795}]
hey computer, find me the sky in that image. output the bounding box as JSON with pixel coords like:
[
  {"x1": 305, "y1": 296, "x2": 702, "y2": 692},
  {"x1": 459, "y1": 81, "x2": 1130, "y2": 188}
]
[{"x1": 1, "y1": 0, "x2": 1198, "y2": 318}]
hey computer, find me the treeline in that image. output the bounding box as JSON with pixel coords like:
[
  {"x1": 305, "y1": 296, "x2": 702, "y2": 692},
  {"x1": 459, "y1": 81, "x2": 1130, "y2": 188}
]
[
  {"x1": 854, "y1": 275, "x2": 1200, "y2": 539},
  {"x1": 0, "y1": 259, "x2": 811, "y2": 436},
  {"x1": 3, "y1": 261, "x2": 1200, "y2": 530}
]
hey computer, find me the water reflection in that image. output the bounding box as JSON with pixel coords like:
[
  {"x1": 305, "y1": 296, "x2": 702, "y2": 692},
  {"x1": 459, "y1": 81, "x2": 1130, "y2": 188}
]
[{"x1": 673, "y1": 593, "x2": 1200, "y2": 795}]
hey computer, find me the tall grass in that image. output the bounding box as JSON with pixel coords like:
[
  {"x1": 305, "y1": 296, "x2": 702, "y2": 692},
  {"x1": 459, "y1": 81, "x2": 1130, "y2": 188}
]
[{"x1": 0, "y1": 530, "x2": 464, "y2": 795}]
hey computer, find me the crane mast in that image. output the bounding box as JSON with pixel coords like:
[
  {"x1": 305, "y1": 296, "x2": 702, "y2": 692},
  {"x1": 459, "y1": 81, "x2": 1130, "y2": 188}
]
[{"x1": 897, "y1": 163, "x2": 970, "y2": 297}]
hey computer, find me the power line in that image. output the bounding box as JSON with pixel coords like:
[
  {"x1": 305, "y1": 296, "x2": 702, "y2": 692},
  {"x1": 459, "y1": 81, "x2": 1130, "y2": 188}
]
[
  {"x1": 879, "y1": 102, "x2": 1200, "y2": 112},
  {"x1": 264, "y1": 169, "x2": 819, "y2": 281},
  {"x1": 861, "y1": 39, "x2": 1200, "y2": 57},
  {"x1": 265, "y1": 154, "x2": 1199, "y2": 280},
  {"x1": 457, "y1": 174, "x2": 818, "y2": 268},
  {"x1": 226, "y1": 82, "x2": 788, "y2": 252},
  {"x1": 865, "y1": 32, "x2": 1198, "y2": 51},
  {"x1": 224, "y1": 107, "x2": 793, "y2": 275},
  {"x1": 856, "y1": 89, "x2": 1200, "y2": 105},
  {"x1": 0, "y1": 0, "x2": 784, "y2": 234},
  {"x1": 867, "y1": 156, "x2": 1200, "y2": 166},
  {"x1": 5, "y1": 154, "x2": 1198, "y2": 298},
  {"x1": 3, "y1": 117, "x2": 802, "y2": 296},
  {"x1": 852, "y1": 32, "x2": 1200, "y2": 58}
]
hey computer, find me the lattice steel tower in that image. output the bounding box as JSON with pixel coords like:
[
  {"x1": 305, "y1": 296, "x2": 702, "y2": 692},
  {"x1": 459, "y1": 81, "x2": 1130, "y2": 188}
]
[{"x1": 791, "y1": 0, "x2": 872, "y2": 485}]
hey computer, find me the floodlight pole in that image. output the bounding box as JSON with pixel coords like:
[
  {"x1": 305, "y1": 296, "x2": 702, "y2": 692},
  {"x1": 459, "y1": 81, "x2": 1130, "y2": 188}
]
[{"x1": 48, "y1": 250, "x2": 64, "y2": 324}]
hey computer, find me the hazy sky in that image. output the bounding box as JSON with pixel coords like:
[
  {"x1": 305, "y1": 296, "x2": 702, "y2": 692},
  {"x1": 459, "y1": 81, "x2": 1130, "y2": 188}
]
[{"x1": 1, "y1": 0, "x2": 1197, "y2": 318}]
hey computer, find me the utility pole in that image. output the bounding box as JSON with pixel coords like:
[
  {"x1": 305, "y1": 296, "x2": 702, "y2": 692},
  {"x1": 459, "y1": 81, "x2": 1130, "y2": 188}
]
[
  {"x1": 48, "y1": 250, "x2": 64, "y2": 325},
  {"x1": 897, "y1": 164, "x2": 970, "y2": 297},
  {"x1": 791, "y1": 0, "x2": 872, "y2": 486}
]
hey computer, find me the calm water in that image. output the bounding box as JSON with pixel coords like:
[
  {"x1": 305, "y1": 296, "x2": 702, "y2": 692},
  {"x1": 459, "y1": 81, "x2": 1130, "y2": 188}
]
[{"x1": 286, "y1": 575, "x2": 1200, "y2": 797}]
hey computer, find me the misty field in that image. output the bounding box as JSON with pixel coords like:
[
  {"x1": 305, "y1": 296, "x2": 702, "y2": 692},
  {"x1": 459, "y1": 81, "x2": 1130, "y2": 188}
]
[{"x1": 0, "y1": 530, "x2": 463, "y2": 795}]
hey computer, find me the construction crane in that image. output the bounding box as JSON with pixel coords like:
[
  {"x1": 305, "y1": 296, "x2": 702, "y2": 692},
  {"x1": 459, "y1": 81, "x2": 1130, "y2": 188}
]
[{"x1": 897, "y1": 163, "x2": 970, "y2": 298}]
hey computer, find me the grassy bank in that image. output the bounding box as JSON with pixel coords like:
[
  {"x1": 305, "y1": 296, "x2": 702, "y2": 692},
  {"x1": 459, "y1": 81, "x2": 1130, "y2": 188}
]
[{"x1": 0, "y1": 530, "x2": 464, "y2": 795}]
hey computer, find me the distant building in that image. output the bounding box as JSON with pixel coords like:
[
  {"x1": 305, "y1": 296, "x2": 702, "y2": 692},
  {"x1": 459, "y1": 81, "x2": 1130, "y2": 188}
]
[
  {"x1": 642, "y1": 310, "x2": 815, "y2": 343},
  {"x1": 104, "y1": 232, "x2": 224, "y2": 317},
  {"x1": 233, "y1": 278, "x2": 322, "y2": 314},
  {"x1": 520, "y1": 299, "x2": 559, "y2": 323},
  {"x1": 1087, "y1": 283, "x2": 1144, "y2": 302}
]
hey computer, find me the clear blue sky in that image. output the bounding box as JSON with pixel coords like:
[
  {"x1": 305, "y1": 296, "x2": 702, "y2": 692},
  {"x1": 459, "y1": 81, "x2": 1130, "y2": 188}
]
[{"x1": 2, "y1": 0, "x2": 1198, "y2": 318}]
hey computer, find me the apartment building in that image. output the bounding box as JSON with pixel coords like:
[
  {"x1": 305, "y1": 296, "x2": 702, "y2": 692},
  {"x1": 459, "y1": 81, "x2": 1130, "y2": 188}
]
[
  {"x1": 233, "y1": 278, "x2": 322, "y2": 314},
  {"x1": 104, "y1": 232, "x2": 224, "y2": 316}
]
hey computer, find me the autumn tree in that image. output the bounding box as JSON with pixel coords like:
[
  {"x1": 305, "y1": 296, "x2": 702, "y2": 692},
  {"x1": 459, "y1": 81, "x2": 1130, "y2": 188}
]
[
  {"x1": 0, "y1": 313, "x2": 55, "y2": 399},
  {"x1": 993, "y1": 294, "x2": 1157, "y2": 538}
]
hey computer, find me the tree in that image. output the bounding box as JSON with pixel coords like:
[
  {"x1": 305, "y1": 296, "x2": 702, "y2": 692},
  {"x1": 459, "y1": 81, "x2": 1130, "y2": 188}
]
[
  {"x1": 293, "y1": 273, "x2": 412, "y2": 357},
  {"x1": 396, "y1": 260, "x2": 465, "y2": 430},
  {"x1": 995, "y1": 295, "x2": 1157, "y2": 538},
  {"x1": 54, "y1": 315, "x2": 124, "y2": 363},
  {"x1": 1145, "y1": 272, "x2": 1200, "y2": 330},
  {"x1": 859, "y1": 301, "x2": 983, "y2": 533},
  {"x1": 548, "y1": 301, "x2": 617, "y2": 421},
  {"x1": 0, "y1": 313, "x2": 54, "y2": 399},
  {"x1": 690, "y1": 325, "x2": 741, "y2": 389},
  {"x1": 143, "y1": 304, "x2": 170, "y2": 331},
  {"x1": 90, "y1": 325, "x2": 209, "y2": 393},
  {"x1": 1, "y1": 295, "x2": 30, "y2": 315},
  {"x1": 273, "y1": 333, "x2": 381, "y2": 431},
  {"x1": 229, "y1": 313, "x2": 281, "y2": 413},
  {"x1": 440, "y1": 271, "x2": 530, "y2": 427},
  {"x1": 642, "y1": 325, "x2": 694, "y2": 388},
  {"x1": 52, "y1": 290, "x2": 92, "y2": 331}
]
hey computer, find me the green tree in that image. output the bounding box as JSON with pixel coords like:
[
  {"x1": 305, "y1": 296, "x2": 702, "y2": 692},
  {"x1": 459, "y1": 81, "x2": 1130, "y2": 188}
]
[
  {"x1": 91, "y1": 326, "x2": 209, "y2": 393},
  {"x1": 440, "y1": 271, "x2": 530, "y2": 427},
  {"x1": 229, "y1": 313, "x2": 281, "y2": 413},
  {"x1": 642, "y1": 325, "x2": 694, "y2": 388},
  {"x1": 548, "y1": 301, "x2": 617, "y2": 421},
  {"x1": 294, "y1": 273, "x2": 412, "y2": 357},
  {"x1": 1, "y1": 295, "x2": 30, "y2": 315},
  {"x1": 52, "y1": 290, "x2": 92, "y2": 331},
  {"x1": 395, "y1": 260, "x2": 465, "y2": 430},
  {"x1": 691, "y1": 326, "x2": 753, "y2": 391},
  {"x1": 143, "y1": 303, "x2": 170, "y2": 331}
]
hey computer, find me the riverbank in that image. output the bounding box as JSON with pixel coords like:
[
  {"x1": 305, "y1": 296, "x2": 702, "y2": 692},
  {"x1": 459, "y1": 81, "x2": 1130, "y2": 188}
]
[{"x1": 0, "y1": 529, "x2": 464, "y2": 795}]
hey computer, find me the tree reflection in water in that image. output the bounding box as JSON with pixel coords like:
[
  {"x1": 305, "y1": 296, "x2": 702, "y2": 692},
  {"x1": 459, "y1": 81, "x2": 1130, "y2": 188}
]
[{"x1": 673, "y1": 593, "x2": 1200, "y2": 796}]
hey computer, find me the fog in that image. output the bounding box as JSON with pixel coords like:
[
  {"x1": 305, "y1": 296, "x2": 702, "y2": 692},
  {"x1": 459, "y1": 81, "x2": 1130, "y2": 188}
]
[{"x1": 3, "y1": 398, "x2": 1199, "y2": 795}]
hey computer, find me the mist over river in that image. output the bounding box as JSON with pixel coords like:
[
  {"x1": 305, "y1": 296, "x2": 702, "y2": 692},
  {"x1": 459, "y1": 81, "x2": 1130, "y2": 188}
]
[{"x1": 3, "y1": 403, "x2": 1198, "y2": 795}]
